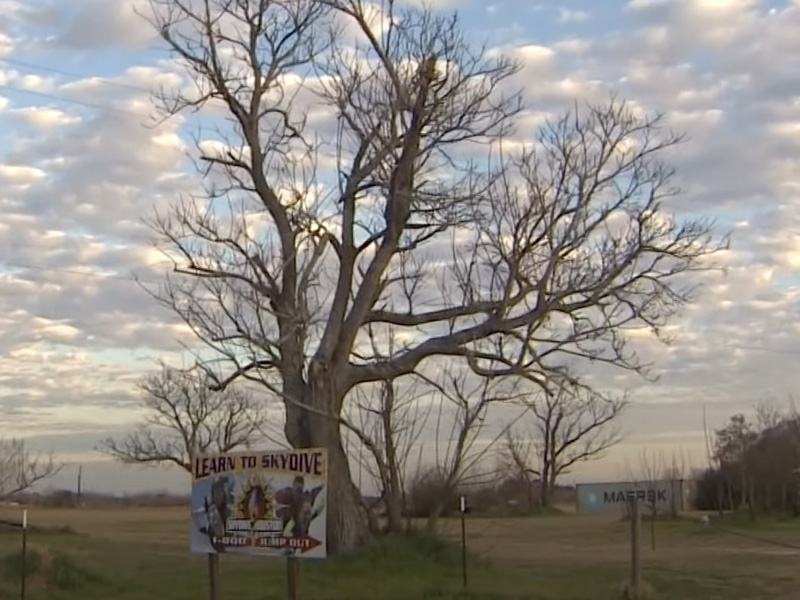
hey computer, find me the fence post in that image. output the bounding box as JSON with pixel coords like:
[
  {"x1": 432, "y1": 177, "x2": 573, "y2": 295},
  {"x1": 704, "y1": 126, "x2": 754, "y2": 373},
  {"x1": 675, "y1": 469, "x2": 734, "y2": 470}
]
[
  {"x1": 649, "y1": 502, "x2": 656, "y2": 551},
  {"x1": 629, "y1": 498, "x2": 641, "y2": 595},
  {"x1": 459, "y1": 495, "x2": 468, "y2": 589},
  {"x1": 20, "y1": 509, "x2": 27, "y2": 600}
]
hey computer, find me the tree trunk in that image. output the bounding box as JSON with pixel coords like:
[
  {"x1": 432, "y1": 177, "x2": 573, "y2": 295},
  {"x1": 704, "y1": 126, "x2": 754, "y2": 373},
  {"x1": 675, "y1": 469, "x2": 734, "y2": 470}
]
[
  {"x1": 283, "y1": 367, "x2": 369, "y2": 556},
  {"x1": 384, "y1": 488, "x2": 404, "y2": 535},
  {"x1": 321, "y1": 433, "x2": 368, "y2": 554},
  {"x1": 365, "y1": 501, "x2": 380, "y2": 535},
  {"x1": 382, "y1": 383, "x2": 405, "y2": 535},
  {"x1": 426, "y1": 501, "x2": 444, "y2": 533},
  {"x1": 539, "y1": 466, "x2": 556, "y2": 508},
  {"x1": 540, "y1": 479, "x2": 550, "y2": 508},
  {"x1": 747, "y1": 478, "x2": 756, "y2": 522},
  {"x1": 726, "y1": 478, "x2": 735, "y2": 512}
]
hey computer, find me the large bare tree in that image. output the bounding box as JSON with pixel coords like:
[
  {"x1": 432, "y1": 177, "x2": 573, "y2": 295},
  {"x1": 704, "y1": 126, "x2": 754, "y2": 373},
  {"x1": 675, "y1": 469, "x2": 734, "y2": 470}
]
[
  {"x1": 503, "y1": 385, "x2": 626, "y2": 507},
  {"x1": 142, "y1": 0, "x2": 724, "y2": 553},
  {"x1": 0, "y1": 438, "x2": 61, "y2": 501},
  {"x1": 99, "y1": 363, "x2": 267, "y2": 471}
]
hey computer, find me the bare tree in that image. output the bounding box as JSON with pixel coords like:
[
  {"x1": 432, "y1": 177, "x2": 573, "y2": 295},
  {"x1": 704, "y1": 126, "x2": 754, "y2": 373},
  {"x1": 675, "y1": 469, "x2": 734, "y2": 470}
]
[
  {"x1": 98, "y1": 363, "x2": 267, "y2": 599},
  {"x1": 346, "y1": 375, "x2": 431, "y2": 534},
  {"x1": 0, "y1": 438, "x2": 61, "y2": 501},
  {"x1": 714, "y1": 413, "x2": 757, "y2": 519},
  {"x1": 663, "y1": 449, "x2": 690, "y2": 518},
  {"x1": 141, "y1": 0, "x2": 724, "y2": 553},
  {"x1": 703, "y1": 404, "x2": 726, "y2": 516},
  {"x1": 407, "y1": 369, "x2": 519, "y2": 531},
  {"x1": 506, "y1": 385, "x2": 626, "y2": 507},
  {"x1": 99, "y1": 363, "x2": 268, "y2": 471},
  {"x1": 500, "y1": 428, "x2": 538, "y2": 510},
  {"x1": 630, "y1": 448, "x2": 665, "y2": 550},
  {"x1": 340, "y1": 325, "x2": 433, "y2": 534}
]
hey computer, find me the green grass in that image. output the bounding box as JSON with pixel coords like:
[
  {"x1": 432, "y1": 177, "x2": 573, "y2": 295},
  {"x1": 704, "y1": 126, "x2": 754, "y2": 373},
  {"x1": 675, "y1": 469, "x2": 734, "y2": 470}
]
[{"x1": 0, "y1": 507, "x2": 799, "y2": 599}]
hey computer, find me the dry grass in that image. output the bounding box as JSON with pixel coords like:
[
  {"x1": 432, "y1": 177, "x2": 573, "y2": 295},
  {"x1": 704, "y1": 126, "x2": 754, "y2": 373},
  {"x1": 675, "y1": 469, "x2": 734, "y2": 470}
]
[{"x1": 0, "y1": 506, "x2": 799, "y2": 599}]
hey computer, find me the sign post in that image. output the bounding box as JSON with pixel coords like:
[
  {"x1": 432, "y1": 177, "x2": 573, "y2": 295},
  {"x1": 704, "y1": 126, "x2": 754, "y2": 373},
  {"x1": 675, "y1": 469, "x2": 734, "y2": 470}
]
[
  {"x1": 207, "y1": 554, "x2": 219, "y2": 600},
  {"x1": 287, "y1": 555, "x2": 300, "y2": 600}
]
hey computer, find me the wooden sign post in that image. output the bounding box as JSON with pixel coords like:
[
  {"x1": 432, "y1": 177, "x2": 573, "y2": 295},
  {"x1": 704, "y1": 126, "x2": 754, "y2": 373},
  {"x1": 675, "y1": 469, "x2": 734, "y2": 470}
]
[
  {"x1": 287, "y1": 555, "x2": 300, "y2": 600},
  {"x1": 207, "y1": 553, "x2": 219, "y2": 600}
]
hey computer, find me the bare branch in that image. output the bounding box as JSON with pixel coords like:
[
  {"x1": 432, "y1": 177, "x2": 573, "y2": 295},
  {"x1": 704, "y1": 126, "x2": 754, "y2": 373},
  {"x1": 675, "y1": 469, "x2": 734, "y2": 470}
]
[
  {"x1": 506, "y1": 383, "x2": 626, "y2": 506},
  {"x1": 0, "y1": 439, "x2": 62, "y2": 501},
  {"x1": 98, "y1": 362, "x2": 272, "y2": 473}
]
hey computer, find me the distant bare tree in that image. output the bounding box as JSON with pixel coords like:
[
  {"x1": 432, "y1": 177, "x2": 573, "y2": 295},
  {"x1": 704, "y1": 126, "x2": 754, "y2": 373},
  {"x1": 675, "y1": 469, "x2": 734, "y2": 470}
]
[
  {"x1": 98, "y1": 363, "x2": 268, "y2": 594},
  {"x1": 0, "y1": 438, "x2": 61, "y2": 501},
  {"x1": 697, "y1": 403, "x2": 800, "y2": 516},
  {"x1": 98, "y1": 363, "x2": 269, "y2": 472},
  {"x1": 630, "y1": 448, "x2": 666, "y2": 550},
  {"x1": 407, "y1": 369, "x2": 520, "y2": 531},
  {"x1": 505, "y1": 385, "x2": 627, "y2": 507},
  {"x1": 714, "y1": 413, "x2": 757, "y2": 519},
  {"x1": 340, "y1": 325, "x2": 433, "y2": 534},
  {"x1": 142, "y1": 0, "x2": 725, "y2": 553},
  {"x1": 663, "y1": 449, "x2": 690, "y2": 517},
  {"x1": 346, "y1": 375, "x2": 431, "y2": 534},
  {"x1": 500, "y1": 428, "x2": 538, "y2": 510}
]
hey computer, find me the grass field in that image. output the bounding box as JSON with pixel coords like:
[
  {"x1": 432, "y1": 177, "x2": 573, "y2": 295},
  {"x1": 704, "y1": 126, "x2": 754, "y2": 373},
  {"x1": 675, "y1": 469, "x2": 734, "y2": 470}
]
[{"x1": 1, "y1": 506, "x2": 800, "y2": 599}]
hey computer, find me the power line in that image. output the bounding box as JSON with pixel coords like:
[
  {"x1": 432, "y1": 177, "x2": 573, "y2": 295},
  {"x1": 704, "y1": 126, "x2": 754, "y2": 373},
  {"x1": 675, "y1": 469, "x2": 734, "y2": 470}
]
[
  {"x1": 0, "y1": 260, "x2": 165, "y2": 285},
  {"x1": 0, "y1": 83, "x2": 150, "y2": 119},
  {"x1": 0, "y1": 57, "x2": 153, "y2": 94},
  {"x1": 720, "y1": 342, "x2": 800, "y2": 356}
]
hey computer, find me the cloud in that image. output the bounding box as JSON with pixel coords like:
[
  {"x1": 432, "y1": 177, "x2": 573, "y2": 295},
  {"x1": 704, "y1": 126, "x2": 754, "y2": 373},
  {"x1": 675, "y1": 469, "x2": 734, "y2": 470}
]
[
  {"x1": 22, "y1": 0, "x2": 157, "y2": 51},
  {"x1": 0, "y1": 164, "x2": 46, "y2": 185},
  {"x1": 558, "y1": 8, "x2": 591, "y2": 23}
]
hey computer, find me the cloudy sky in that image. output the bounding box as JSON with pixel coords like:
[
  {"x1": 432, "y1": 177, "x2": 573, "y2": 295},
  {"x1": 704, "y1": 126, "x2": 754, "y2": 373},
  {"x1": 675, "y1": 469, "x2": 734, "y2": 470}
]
[{"x1": 2, "y1": 0, "x2": 800, "y2": 496}]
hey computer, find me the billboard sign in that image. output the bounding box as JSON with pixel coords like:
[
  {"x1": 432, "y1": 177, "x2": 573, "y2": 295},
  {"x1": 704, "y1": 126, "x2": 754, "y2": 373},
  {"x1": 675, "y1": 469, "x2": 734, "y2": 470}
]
[
  {"x1": 576, "y1": 480, "x2": 680, "y2": 515},
  {"x1": 190, "y1": 448, "x2": 327, "y2": 558}
]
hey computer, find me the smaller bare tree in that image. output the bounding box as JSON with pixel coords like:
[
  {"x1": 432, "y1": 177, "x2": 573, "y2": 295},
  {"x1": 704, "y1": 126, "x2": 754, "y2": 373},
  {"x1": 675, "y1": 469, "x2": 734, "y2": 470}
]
[
  {"x1": 0, "y1": 438, "x2": 61, "y2": 501},
  {"x1": 500, "y1": 429, "x2": 538, "y2": 510},
  {"x1": 98, "y1": 363, "x2": 270, "y2": 599},
  {"x1": 507, "y1": 385, "x2": 627, "y2": 508},
  {"x1": 345, "y1": 375, "x2": 432, "y2": 535},
  {"x1": 713, "y1": 413, "x2": 757, "y2": 520},
  {"x1": 99, "y1": 363, "x2": 272, "y2": 470},
  {"x1": 630, "y1": 448, "x2": 666, "y2": 550},
  {"x1": 407, "y1": 368, "x2": 521, "y2": 531},
  {"x1": 663, "y1": 449, "x2": 690, "y2": 517}
]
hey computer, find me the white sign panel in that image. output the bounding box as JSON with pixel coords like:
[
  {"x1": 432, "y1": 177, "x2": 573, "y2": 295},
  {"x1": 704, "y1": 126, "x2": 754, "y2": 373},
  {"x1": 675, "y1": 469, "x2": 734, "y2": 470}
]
[
  {"x1": 190, "y1": 448, "x2": 327, "y2": 558},
  {"x1": 577, "y1": 480, "x2": 681, "y2": 514}
]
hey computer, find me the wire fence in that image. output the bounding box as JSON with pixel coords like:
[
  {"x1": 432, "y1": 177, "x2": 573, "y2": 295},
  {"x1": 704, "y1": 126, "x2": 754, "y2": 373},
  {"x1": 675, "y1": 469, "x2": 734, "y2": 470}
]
[{"x1": 4, "y1": 504, "x2": 800, "y2": 599}]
